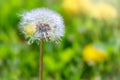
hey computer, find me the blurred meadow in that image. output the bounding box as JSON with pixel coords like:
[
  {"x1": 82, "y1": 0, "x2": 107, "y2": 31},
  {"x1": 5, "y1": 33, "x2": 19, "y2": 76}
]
[{"x1": 0, "y1": 0, "x2": 120, "y2": 80}]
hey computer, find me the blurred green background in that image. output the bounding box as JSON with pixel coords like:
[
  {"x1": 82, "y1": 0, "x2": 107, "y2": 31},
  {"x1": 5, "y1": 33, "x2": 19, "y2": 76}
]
[{"x1": 0, "y1": 0, "x2": 120, "y2": 80}]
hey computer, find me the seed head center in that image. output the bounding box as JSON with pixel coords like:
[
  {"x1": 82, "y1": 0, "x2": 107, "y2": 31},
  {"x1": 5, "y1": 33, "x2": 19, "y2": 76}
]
[{"x1": 36, "y1": 23, "x2": 51, "y2": 32}]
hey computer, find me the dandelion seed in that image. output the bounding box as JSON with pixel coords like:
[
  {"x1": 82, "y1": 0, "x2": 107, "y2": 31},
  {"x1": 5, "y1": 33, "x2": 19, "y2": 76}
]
[
  {"x1": 19, "y1": 8, "x2": 64, "y2": 44},
  {"x1": 19, "y1": 8, "x2": 65, "y2": 80}
]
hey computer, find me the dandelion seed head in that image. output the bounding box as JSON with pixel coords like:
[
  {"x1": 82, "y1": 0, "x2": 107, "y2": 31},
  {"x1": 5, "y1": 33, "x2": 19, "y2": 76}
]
[{"x1": 19, "y1": 8, "x2": 64, "y2": 44}]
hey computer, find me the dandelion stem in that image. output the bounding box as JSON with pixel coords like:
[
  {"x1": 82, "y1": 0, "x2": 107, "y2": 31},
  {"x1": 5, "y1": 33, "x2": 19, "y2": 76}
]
[{"x1": 39, "y1": 39, "x2": 43, "y2": 80}]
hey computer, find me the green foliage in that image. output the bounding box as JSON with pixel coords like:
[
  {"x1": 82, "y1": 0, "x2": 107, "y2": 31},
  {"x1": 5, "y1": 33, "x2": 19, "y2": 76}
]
[{"x1": 0, "y1": 0, "x2": 120, "y2": 80}]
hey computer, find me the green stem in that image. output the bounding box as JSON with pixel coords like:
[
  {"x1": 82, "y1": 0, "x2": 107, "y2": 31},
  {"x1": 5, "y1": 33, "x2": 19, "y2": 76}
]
[{"x1": 39, "y1": 39, "x2": 43, "y2": 80}]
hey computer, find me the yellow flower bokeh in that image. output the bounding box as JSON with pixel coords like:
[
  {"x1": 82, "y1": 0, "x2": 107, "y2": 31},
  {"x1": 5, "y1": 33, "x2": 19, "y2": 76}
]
[
  {"x1": 82, "y1": 44, "x2": 108, "y2": 65},
  {"x1": 62, "y1": 0, "x2": 80, "y2": 14},
  {"x1": 62, "y1": 0, "x2": 118, "y2": 19},
  {"x1": 78, "y1": 0, "x2": 92, "y2": 14},
  {"x1": 90, "y1": 2, "x2": 118, "y2": 20},
  {"x1": 62, "y1": 0, "x2": 92, "y2": 15}
]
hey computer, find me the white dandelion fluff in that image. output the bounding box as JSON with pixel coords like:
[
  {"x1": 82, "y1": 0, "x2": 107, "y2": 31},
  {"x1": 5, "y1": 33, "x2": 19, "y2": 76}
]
[{"x1": 19, "y1": 8, "x2": 64, "y2": 44}]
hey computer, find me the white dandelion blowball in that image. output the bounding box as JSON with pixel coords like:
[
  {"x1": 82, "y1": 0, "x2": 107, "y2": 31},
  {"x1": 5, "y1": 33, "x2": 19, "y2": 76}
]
[{"x1": 19, "y1": 8, "x2": 65, "y2": 44}]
